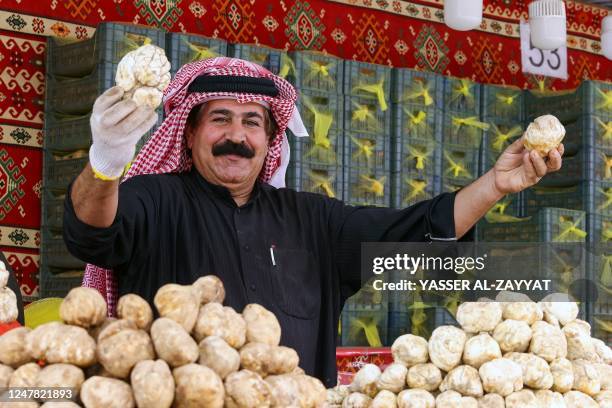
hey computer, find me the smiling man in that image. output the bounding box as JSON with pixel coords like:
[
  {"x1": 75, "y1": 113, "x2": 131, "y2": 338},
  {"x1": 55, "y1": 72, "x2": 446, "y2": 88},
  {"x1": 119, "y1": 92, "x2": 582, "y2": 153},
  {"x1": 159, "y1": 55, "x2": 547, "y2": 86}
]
[
  {"x1": 63, "y1": 57, "x2": 562, "y2": 386},
  {"x1": 186, "y1": 100, "x2": 276, "y2": 205}
]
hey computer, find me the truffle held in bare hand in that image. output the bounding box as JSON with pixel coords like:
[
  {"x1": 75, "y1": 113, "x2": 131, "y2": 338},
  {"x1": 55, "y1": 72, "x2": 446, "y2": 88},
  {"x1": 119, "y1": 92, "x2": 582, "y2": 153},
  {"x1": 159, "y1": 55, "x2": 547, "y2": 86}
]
[{"x1": 522, "y1": 114, "x2": 565, "y2": 157}]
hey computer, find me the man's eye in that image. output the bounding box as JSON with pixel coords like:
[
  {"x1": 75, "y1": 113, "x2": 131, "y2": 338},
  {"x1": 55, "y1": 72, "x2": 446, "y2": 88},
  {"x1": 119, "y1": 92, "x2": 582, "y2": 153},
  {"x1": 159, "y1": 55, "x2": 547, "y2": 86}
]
[
  {"x1": 245, "y1": 120, "x2": 261, "y2": 127},
  {"x1": 213, "y1": 117, "x2": 228, "y2": 123}
]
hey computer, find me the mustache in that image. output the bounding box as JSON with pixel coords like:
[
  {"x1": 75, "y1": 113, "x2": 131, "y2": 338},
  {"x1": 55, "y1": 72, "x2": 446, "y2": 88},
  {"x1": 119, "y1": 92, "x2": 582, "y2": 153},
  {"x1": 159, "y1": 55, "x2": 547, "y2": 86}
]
[{"x1": 211, "y1": 140, "x2": 255, "y2": 159}]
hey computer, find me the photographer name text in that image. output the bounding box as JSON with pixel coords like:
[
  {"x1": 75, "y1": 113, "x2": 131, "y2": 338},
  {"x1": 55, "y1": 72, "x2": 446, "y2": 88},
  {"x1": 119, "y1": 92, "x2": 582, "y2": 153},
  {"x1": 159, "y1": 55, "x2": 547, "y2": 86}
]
[{"x1": 373, "y1": 279, "x2": 552, "y2": 292}]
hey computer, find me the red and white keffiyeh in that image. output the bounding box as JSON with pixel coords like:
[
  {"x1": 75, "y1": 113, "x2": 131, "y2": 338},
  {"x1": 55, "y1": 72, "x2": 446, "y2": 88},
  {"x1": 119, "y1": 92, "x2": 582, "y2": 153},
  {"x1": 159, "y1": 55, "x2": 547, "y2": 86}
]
[{"x1": 82, "y1": 57, "x2": 307, "y2": 315}]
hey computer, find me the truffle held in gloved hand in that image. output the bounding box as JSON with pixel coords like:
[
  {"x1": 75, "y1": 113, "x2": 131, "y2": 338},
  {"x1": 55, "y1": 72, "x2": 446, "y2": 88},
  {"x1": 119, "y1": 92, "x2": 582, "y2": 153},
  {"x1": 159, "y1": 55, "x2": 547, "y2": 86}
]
[
  {"x1": 88, "y1": 87, "x2": 159, "y2": 180},
  {"x1": 88, "y1": 44, "x2": 171, "y2": 180},
  {"x1": 115, "y1": 44, "x2": 171, "y2": 110}
]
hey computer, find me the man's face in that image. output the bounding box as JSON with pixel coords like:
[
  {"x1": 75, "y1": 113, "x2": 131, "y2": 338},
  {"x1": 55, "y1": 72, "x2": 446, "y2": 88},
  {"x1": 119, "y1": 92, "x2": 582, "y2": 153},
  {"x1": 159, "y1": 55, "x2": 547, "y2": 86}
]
[{"x1": 187, "y1": 99, "x2": 270, "y2": 188}]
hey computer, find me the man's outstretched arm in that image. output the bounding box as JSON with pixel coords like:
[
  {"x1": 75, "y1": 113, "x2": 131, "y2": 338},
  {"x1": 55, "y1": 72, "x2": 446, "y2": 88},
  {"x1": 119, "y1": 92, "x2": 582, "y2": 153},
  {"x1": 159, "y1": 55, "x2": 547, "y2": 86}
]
[
  {"x1": 454, "y1": 136, "x2": 564, "y2": 239},
  {"x1": 70, "y1": 86, "x2": 157, "y2": 228}
]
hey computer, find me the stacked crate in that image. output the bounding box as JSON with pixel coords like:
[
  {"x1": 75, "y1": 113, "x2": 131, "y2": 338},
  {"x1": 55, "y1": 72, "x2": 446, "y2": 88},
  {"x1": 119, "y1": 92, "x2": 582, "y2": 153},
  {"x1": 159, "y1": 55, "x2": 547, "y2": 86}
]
[
  {"x1": 386, "y1": 269, "x2": 449, "y2": 343},
  {"x1": 524, "y1": 81, "x2": 612, "y2": 193},
  {"x1": 480, "y1": 207, "x2": 588, "y2": 317},
  {"x1": 334, "y1": 59, "x2": 393, "y2": 346},
  {"x1": 42, "y1": 23, "x2": 166, "y2": 297},
  {"x1": 166, "y1": 33, "x2": 228, "y2": 75},
  {"x1": 480, "y1": 207, "x2": 587, "y2": 243},
  {"x1": 341, "y1": 279, "x2": 389, "y2": 347},
  {"x1": 385, "y1": 69, "x2": 443, "y2": 341},
  {"x1": 440, "y1": 78, "x2": 483, "y2": 194},
  {"x1": 285, "y1": 52, "x2": 345, "y2": 199},
  {"x1": 475, "y1": 84, "x2": 525, "y2": 239},
  {"x1": 229, "y1": 43, "x2": 287, "y2": 76},
  {"x1": 390, "y1": 69, "x2": 444, "y2": 209},
  {"x1": 342, "y1": 61, "x2": 392, "y2": 207},
  {"x1": 522, "y1": 82, "x2": 612, "y2": 331}
]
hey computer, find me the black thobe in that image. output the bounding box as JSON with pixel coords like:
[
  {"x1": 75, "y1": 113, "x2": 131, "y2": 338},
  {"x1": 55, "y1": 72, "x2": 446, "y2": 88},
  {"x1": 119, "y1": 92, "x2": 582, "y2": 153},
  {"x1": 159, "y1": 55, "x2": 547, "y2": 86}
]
[{"x1": 63, "y1": 167, "x2": 461, "y2": 386}]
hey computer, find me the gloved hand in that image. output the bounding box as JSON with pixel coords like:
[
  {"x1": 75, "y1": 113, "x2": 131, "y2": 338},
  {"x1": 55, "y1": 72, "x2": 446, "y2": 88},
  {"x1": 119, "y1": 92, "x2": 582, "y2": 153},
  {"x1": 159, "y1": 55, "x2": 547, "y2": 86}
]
[{"x1": 89, "y1": 86, "x2": 159, "y2": 180}]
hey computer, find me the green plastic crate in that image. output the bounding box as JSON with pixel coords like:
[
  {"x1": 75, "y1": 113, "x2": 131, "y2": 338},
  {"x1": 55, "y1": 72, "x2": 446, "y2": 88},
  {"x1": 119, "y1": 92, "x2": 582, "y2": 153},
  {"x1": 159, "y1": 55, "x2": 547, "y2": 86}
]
[
  {"x1": 344, "y1": 132, "x2": 391, "y2": 172},
  {"x1": 296, "y1": 90, "x2": 343, "y2": 136},
  {"x1": 538, "y1": 145, "x2": 612, "y2": 187},
  {"x1": 442, "y1": 112, "x2": 489, "y2": 147},
  {"x1": 290, "y1": 128, "x2": 343, "y2": 168},
  {"x1": 441, "y1": 144, "x2": 480, "y2": 185},
  {"x1": 44, "y1": 111, "x2": 163, "y2": 153},
  {"x1": 44, "y1": 115, "x2": 92, "y2": 152},
  {"x1": 341, "y1": 284, "x2": 389, "y2": 346},
  {"x1": 391, "y1": 172, "x2": 440, "y2": 209},
  {"x1": 43, "y1": 155, "x2": 89, "y2": 193},
  {"x1": 287, "y1": 161, "x2": 343, "y2": 200},
  {"x1": 444, "y1": 77, "x2": 481, "y2": 115},
  {"x1": 39, "y1": 266, "x2": 84, "y2": 298},
  {"x1": 392, "y1": 103, "x2": 443, "y2": 143},
  {"x1": 480, "y1": 207, "x2": 587, "y2": 242},
  {"x1": 391, "y1": 68, "x2": 444, "y2": 107},
  {"x1": 525, "y1": 80, "x2": 612, "y2": 123},
  {"x1": 563, "y1": 114, "x2": 612, "y2": 152},
  {"x1": 475, "y1": 194, "x2": 524, "y2": 230},
  {"x1": 344, "y1": 60, "x2": 392, "y2": 103},
  {"x1": 345, "y1": 96, "x2": 392, "y2": 135},
  {"x1": 47, "y1": 22, "x2": 166, "y2": 78},
  {"x1": 287, "y1": 51, "x2": 344, "y2": 94},
  {"x1": 41, "y1": 189, "x2": 65, "y2": 230},
  {"x1": 587, "y1": 213, "x2": 611, "y2": 244},
  {"x1": 481, "y1": 84, "x2": 523, "y2": 121},
  {"x1": 587, "y1": 260, "x2": 611, "y2": 346},
  {"x1": 392, "y1": 136, "x2": 441, "y2": 179},
  {"x1": 229, "y1": 43, "x2": 285, "y2": 75},
  {"x1": 46, "y1": 61, "x2": 116, "y2": 115},
  {"x1": 41, "y1": 227, "x2": 85, "y2": 269},
  {"x1": 387, "y1": 306, "x2": 444, "y2": 343},
  {"x1": 166, "y1": 32, "x2": 228, "y2": 74},
  {"x1": 344, "y1": 166, "x2": 392, "y2": 207},
  {"x1": 480, "y1": 120, "x2": 524, "y2": 177},
  {"x1": 523, "y1": 181, "x2": 612, "y2": 216}
]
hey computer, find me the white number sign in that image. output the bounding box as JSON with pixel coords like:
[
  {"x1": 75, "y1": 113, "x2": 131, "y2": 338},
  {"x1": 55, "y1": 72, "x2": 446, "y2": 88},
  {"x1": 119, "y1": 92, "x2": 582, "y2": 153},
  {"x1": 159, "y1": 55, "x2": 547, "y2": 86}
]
[{"x1": 520, "y1": 20, "x2": 568, "y2": 80}]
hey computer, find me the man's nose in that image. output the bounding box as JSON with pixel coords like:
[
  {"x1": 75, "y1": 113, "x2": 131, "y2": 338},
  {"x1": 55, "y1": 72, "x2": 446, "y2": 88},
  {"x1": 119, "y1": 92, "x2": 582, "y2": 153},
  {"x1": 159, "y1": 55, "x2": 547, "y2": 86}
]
[{"x1": 224, "y1": 120, "x2": 247, "y2": 142}]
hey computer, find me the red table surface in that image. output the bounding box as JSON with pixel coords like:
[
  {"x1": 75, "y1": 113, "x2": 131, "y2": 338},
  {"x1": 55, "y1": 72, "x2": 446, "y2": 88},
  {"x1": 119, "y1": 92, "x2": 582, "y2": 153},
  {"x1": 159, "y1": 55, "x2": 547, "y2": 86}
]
[
  {"x1": 336, "y1": 347, "x2": 393, "y2": 385},
  {"x1": 0, "y1": 321, "x2": 20, "y2": 336}
]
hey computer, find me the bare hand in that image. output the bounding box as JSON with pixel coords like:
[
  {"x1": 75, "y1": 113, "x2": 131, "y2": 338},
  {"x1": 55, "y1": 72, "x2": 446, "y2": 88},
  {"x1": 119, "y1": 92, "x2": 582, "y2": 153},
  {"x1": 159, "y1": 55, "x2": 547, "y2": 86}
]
[{"x1": 492, "y1": 136, "x2": 564, "y2": 195}]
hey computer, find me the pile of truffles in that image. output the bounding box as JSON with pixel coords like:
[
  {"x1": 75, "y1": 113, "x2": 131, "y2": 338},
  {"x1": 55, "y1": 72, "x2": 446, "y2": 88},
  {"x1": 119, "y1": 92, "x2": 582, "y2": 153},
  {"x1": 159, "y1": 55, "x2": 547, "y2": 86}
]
[
  {"x1": 115, "y1": 44, "x2": 171, "y2": 110},
  {"x1": 329, "y1": 292, "x2": 612, "y2": 408},
  {"x1": 0, "y1": 261, "x2": 17, "y2": 324},
  {"x1": 0, "y1": 276, "x2": 327, "y2": 407}
]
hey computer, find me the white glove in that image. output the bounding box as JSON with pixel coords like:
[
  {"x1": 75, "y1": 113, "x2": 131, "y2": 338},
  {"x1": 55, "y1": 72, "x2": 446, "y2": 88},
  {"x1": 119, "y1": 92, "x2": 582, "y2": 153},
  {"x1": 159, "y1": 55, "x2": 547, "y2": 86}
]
[{"x1": 89, "y1": 86, "x2": 158, "y2": 180}]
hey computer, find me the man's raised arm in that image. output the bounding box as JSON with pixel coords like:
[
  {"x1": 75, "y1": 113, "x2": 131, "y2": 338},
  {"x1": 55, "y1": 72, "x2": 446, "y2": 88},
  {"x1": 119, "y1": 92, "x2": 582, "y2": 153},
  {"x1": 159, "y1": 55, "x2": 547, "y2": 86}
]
[
  {"x1": 70, "y1": 86, "x2": 157, "y2": 228},
  {"x1": 454, "y1": 136, "x2": 564, "y2": 238}
]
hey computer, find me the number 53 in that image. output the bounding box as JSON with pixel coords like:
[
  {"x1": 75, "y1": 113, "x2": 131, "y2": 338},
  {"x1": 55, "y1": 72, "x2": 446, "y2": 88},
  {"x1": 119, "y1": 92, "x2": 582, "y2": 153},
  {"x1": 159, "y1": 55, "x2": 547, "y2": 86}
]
[{"x1": 528, "y1": 41, "x2": 562, "y2": 70}]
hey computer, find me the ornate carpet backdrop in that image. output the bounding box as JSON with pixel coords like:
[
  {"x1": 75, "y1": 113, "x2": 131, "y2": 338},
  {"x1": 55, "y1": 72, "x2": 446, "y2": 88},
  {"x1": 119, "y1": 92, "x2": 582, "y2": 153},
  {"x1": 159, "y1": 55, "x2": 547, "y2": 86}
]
[{"x1": 0, "y1": 0, "x2": 608, "y2": 298}]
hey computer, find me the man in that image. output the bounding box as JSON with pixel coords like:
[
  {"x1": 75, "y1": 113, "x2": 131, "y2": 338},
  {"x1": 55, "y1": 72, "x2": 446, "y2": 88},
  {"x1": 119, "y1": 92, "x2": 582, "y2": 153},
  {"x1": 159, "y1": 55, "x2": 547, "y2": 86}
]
[{"x1": 64, "y1": 57, "x2": 563, "y2": 386}]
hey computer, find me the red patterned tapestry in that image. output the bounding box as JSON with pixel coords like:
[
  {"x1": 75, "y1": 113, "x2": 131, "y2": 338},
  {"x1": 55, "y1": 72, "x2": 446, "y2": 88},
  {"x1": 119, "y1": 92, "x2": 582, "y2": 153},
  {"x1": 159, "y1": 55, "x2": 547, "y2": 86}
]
[
  {"x1": 0, "y1": 0, "x2": 609, "y2": 89},
  {"x1": 0, "y1": 29, "x2": 43, "y2": 301},
  {"x1": 0, "y1": 0, "x2": 608, "y2": 300}
]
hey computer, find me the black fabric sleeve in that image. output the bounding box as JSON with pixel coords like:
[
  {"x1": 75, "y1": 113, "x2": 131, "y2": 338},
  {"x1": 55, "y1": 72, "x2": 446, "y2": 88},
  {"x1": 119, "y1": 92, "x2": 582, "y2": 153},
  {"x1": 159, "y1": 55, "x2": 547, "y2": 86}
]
[
  {"x1": 331, "y1": 191, "x2": 474, "y2": 298},
  {"x1": 62, "y1": 176, "x2": 156, "y2": 269}
]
